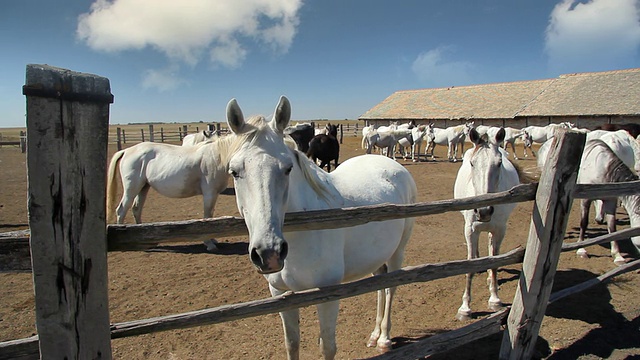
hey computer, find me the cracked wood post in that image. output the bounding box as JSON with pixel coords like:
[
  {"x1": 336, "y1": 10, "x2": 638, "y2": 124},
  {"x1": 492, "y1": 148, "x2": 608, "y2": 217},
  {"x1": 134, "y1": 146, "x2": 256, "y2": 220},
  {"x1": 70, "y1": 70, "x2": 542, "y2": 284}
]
[
  {"x1": 499, "y1": 131, "x2": 585, "y2": 359},
  {"x1": 24, "y1": 64, "x2": 113, "y2": 360}
]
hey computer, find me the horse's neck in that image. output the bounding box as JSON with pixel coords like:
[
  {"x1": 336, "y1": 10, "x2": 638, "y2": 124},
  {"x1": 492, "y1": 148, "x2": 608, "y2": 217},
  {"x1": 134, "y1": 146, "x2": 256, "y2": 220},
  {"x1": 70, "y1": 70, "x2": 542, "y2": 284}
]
[{"x1": 287, "y1": 151, "x2": 341, "y2": 211}]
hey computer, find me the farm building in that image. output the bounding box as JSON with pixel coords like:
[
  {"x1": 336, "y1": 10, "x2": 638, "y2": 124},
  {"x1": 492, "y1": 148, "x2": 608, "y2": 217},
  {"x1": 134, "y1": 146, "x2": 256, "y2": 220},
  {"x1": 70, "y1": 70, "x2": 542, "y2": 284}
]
[{"x1": 359, "y1": 67, "x2": 640, "y2": 129}]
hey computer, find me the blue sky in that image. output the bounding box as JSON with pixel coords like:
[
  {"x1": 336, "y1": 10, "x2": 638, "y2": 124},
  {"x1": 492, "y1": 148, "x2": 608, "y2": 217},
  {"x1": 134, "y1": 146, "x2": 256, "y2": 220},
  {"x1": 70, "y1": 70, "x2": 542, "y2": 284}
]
[{"x1": 1, "y1": 0, "x2": 639, "y2": 127}]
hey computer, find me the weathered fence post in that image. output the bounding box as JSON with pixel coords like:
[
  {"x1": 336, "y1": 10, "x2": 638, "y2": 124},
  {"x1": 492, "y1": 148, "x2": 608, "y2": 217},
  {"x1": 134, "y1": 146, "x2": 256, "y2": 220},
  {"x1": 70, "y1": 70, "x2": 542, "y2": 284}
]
[
  {"x1": 23, "y1": 64, "x2": 113, "y2": 359},
  {"x1": 178, "y1": 127, "x2": 184, "y2": 141},
  {"x1": 499, "y1": 131, "x2": 586, "y2": 359},
  {"x1": 140, "y1": 128, "x2": 145, "y2": 142},
  {"x1": 339, "y1": 124, "x2": 344, "y2": 144},
  {"x1": 160, "y1": 127, "x2": 165, "y2": 142},
  {"x1": 116, "y1": 127, "x2": 122, "y2": 150},
  {"x1": 182, "y1": 125, "x2": 187, "y2": 136},
  {"x1": 19, "y1": 130, "x2": 26, "y2": 153},
  {"x1": 148, "y1": 124, "x2": 154, "y2": 142},
  {"x1": 122, "y1": 129, "x2": 127, "y2": 144}
]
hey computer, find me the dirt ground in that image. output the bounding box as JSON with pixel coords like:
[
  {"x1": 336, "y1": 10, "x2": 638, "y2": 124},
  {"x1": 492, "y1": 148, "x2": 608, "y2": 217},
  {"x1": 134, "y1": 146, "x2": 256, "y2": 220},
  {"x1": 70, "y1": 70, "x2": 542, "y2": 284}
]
[{"x1": 1, "y1": 134, "x2": 639, "y2": 360}]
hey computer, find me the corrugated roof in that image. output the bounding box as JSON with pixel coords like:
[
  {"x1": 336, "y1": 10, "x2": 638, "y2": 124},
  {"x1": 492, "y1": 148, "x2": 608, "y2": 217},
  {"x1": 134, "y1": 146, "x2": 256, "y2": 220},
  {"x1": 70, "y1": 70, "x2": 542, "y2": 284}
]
[{"x1": 359, "y1": 68, "x2": 640, "y2": 120}]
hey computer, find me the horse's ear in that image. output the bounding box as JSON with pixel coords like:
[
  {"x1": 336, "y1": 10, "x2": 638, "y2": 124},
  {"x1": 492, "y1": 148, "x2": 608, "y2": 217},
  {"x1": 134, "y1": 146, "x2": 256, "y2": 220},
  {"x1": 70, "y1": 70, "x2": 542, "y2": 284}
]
[
  {"x1": 227, "y1": 98, "x2": 246, "y2": 134},
  {"x1": 469, "y1": 128, "x2": 482, "y2": 145},
  {"x1": 271, "y1": 96, "x2": 291, "y2": 134},
  {"x1": 495, "y1": 127, "x2": 506, "y2": 144}
]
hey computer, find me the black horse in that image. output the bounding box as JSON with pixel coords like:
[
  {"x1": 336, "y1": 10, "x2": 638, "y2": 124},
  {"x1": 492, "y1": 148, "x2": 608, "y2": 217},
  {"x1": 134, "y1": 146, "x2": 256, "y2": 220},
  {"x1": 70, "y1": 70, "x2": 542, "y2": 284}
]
[
  {"x1": 307, "y1": 123, "x2": 340, "y2": 172},
  {"x1": 284, "y1": 123, "x2": 315, "y2": 153}
]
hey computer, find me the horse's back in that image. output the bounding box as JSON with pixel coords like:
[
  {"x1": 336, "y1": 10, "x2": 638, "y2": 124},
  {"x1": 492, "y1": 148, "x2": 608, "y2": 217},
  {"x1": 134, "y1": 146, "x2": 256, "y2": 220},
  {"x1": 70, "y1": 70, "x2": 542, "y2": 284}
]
[{"x1": 330, "y1": 154, "x2": 417, "y2": 205}]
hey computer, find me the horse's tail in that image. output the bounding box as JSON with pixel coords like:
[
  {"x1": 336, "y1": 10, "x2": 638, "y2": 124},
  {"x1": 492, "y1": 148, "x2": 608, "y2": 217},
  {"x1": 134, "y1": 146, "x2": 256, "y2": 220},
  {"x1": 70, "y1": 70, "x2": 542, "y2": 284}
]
[{"x1": 106, "y1": 149, "x2": 126, "y2": 223}]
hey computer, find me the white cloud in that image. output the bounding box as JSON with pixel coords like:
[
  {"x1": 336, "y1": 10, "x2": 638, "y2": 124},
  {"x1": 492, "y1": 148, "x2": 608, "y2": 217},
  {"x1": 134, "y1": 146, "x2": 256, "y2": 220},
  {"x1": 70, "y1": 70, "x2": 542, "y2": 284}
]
[
  {"x1": 545, "y1": 0, "x2": 640, "y2": 71},
  {"x1": 141, "y1": 66, "x2": 187, "y2": 92},
  {"x1": 411, "y1": 47, "x2": 475, "y2": 87},
  {"x1": 76, "y1": 0, "x2": 302, "y2": 68}
]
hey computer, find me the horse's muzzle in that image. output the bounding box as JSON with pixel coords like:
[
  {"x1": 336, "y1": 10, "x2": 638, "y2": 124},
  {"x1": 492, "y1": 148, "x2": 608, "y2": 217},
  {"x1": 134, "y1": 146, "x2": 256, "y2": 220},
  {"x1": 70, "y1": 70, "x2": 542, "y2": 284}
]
[
  {"x1": 473, "y1": 206, "x2": 494, "y2": 222},
  {"x1": 250, "y1": 241, "x2": 288, "y2": 274}
]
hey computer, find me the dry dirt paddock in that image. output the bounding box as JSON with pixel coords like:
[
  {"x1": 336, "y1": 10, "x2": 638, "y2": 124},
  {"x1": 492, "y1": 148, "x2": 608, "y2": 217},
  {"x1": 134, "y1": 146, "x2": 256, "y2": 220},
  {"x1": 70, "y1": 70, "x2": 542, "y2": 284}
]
[{"x1": 1, "y1": 134, "x2": 639, "y2": 360}]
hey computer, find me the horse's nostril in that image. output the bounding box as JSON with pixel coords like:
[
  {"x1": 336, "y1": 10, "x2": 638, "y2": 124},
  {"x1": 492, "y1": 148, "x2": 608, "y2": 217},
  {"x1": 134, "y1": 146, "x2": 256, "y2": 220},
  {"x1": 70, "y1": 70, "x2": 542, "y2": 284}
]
[
  {"x1": 250, "y1": 247, "x2": 261, "y2": 266},
  {"x1": 280, "y1": 241, "x2": 289, "y2": 260},
  {"x1": 488, "y1": 206, "x2": 494, "y2": 215}
]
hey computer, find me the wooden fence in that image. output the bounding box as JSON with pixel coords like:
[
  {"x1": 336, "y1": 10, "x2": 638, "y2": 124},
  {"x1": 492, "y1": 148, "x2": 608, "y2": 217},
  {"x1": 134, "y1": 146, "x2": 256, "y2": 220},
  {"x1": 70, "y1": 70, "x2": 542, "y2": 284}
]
[
  {"x1": 1, "y1": 64, "x2": 639, "y2": 359},
  {"x1": 0, "y1": 131, "x2": 26, "y2": 153},
  {"x1": 110, "y1": 122, "x2": 358, "y2": 150}
]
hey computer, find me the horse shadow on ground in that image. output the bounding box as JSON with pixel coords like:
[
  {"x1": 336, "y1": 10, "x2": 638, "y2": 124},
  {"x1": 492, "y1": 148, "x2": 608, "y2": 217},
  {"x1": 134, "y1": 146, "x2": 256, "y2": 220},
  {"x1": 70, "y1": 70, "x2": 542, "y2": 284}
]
[
  {"x1": 382, "y1": 268, "x2": 639, "y2": 359},
  {"x1": 146, "y1": 241, "x2": 249, "y2": 256}
]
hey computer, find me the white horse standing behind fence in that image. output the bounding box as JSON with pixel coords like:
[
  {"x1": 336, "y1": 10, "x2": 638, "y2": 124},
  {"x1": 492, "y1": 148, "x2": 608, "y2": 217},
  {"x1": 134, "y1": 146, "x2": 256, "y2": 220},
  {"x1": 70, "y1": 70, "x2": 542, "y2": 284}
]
[
  {"x1": 224, "y1": 96, "x2": 417, "y2": 359},
  {"x1": 106, "y1": 140, "x2": 229, "y2": 225},
  {"x1": 538, "y1": 133, "x2": 640, "y2": 265},
  {"x1": 182, "y1": 130, "x2": 218, "y2": 146},
  {"x1": 426, "y1": 122, "x2": 473, "y2": 162},
  {"x1": 453, "y1": 127, "x2": 523, "y2": 320}
]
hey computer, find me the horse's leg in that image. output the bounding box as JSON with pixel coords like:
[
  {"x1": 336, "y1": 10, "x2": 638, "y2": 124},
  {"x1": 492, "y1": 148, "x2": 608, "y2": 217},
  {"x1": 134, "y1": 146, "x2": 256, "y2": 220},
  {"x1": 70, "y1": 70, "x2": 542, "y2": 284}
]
[
  {"x1": 508, "y1": 140, "x2": 518, "y2": 160},
  {"x1": 270, "y1": 285, "x2": 300, "y2": 360},
  {"x1": 593, "y1": 199, "x2": 605, "y2": 224},
  {"x1": 115, "y1": 179, "x2": 145, "y2": 224},
  {"x1": 131, "y1": 184, "x2": 150, "y2": 224},
  {"x1": 457, "y1": 226, "x2": 480, "y2": 320},
  {"x1": 202, "y1": 190, "x2": 221, "y2": 251},
  {"x1": 486, "y1": 230, "x2": 505, "y2": 311},
  {"x1": 367, "y1": 265, "x2": 388, "y2": 348},
  {"x1": 602, "y1": 200, "x2": 626, "y2": 265},
  {"x1": 577, "y1": 198, "x2": 592, "y2": 258},
  {"x1": 316, "y1": 300, "x2": 339, "y2": 360}
]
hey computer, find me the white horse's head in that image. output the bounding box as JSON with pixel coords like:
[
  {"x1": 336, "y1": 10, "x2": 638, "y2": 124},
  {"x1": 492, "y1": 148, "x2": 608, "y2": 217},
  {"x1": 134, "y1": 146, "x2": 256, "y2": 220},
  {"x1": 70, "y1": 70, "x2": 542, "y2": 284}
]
[
  {"x1": 467, "y1": 127, "x2": 506, "y2": 222},
  {"x1": 226, "y1": 96, "x2": 293, "y2": 274}
]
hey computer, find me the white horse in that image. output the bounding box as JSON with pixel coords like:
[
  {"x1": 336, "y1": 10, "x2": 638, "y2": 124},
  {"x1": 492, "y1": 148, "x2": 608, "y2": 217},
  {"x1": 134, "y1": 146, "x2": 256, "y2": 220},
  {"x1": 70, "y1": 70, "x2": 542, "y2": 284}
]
[
  {"x1": 577, "y1": 140, "x2": 640, "y2": 265},
  {"x1": 537, "y1": 135, "x2": 640, "y2": 264},
  {"x1": 106, "y1": 140, "x2": 229, "y2": 224},
  {"x1": 225, "y1": 96, "x2": 417, "y2": 359},
  {"x1": 365, "y1": 126, "x2": 412, "y2": 159},
  {"x1": 396, "y1": 124, "x2": 434, "y2": 162},
  {"x1": 182, "y1": 130, "x2": 218, "y2": 146},
  {"x1": 521, "y1": 122, "x2": 575, "y2": 157},
  {"x1": 453, "y1": 127, "x2": 522, "y2": 320},
  {"x1": 360, "y1": 124, "x2": 378, "y2": 150},
  {"x1": 502, "y1": 127, "x2": 530, "y2": 159},
  {"x1": 426, "y1": 122, "x2": 473, "y2": 162},
  {"x1": 539, "y1": 129, "x2": 640, "y2": 225}
]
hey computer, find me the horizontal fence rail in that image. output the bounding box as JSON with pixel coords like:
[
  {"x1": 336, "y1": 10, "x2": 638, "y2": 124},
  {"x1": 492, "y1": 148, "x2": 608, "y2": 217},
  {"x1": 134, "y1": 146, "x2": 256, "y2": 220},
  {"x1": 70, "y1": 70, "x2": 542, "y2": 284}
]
[{"x1": 1, "y1": 181, "x2": 639, "y2": 271}]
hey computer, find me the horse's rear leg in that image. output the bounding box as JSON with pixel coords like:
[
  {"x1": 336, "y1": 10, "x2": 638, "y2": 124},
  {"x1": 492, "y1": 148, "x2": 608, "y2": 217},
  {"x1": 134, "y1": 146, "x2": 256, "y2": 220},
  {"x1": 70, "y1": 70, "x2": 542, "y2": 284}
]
[
  {"x1": 577, "y1": 199, "x2": 592, "y2": 258},
  {"x1": 131, "y1": 184, "x2": 150, "y2": 224},
  {"x1": 367, "y1": 265, "x2": 390, "y2": 350}
]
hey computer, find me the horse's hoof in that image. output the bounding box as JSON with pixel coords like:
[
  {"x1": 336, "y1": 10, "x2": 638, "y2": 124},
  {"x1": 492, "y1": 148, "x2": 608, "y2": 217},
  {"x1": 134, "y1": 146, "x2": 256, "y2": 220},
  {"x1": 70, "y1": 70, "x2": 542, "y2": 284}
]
[
  {"x1": 576, "y1": 248, "x2": 588, "y2": 259},
  {"x1": 455, "y1": 311, "x2": 472, "y2": 321},
  {"x1": 203, "y1": 239, "x2": 219, "y2": 252},
  {"x1": 366, "y1": 334, "x2": 379, "y2": 348},
  {"x1": 614, "y1": 257, "x2": 628, "y2": 266},
  {"x1": 376, "y1": 341, "x2": 393, "y2": 353},
  {"x1": 488, "y1": 301, "x2": 504, "y2": 312}
]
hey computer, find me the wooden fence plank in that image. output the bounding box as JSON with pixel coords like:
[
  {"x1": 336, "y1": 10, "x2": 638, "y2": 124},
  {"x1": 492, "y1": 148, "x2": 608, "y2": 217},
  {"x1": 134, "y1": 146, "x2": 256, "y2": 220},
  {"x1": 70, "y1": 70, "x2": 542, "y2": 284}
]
[
  {"x1": 0, "y1": 248, "x2": 525, "y2": 358},
  {"x1": 499, "y1": 131, "x2": 586, "y2": 359},
  {"x1": 23, "y1": 64, "x2": 113, "y2": 360}
]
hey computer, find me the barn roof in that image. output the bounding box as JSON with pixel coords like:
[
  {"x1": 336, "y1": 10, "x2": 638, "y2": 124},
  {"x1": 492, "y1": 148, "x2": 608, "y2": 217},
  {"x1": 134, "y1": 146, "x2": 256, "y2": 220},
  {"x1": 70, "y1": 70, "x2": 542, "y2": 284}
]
[{"x1": 359, "y1": 68, "x2": 640, "y2": 120}]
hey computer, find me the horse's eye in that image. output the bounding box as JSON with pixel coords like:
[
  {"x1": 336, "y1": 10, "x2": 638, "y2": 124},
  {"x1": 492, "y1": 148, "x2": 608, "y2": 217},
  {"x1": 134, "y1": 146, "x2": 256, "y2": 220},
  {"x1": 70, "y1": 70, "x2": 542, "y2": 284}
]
[
  {"x1": 285, "y1": 166, "x2": 293, "y2": 175},
  {"x1": 229, "y1": 170, "x2": 240, "y2": 178}
]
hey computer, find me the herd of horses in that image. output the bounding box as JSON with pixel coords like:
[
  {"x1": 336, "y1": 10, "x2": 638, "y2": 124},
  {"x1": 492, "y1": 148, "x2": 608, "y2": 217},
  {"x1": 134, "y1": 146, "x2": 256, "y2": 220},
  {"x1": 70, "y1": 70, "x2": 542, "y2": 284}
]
[{"x1": 105, "y1": 97, "x2": 640, "y2": 359}]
